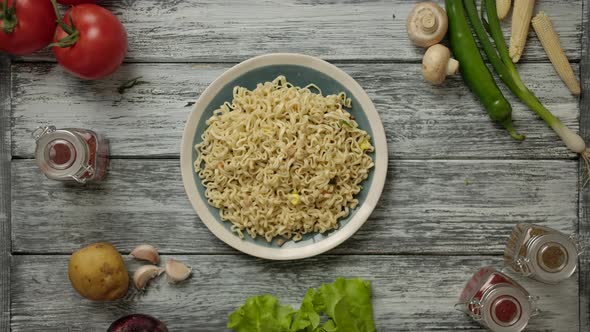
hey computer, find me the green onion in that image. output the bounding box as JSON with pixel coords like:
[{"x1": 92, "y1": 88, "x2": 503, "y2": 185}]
[
  {"x1": 463, "y1": 0, "x2": 588, "y2": 164},
  {"x1": 340, "y1": 119, "x2": 353, "y2": 128}
]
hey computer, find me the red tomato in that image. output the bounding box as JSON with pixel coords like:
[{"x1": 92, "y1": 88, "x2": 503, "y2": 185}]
[
  {"x1": 57, "y1": 0, "x2": 97, "y2": 4},
  {"x1": 52, "y1": 4, "x2": 127, "y2": 80},
  {"x1": 0, "y1": 0, "x2": 56, "y2": 55}
]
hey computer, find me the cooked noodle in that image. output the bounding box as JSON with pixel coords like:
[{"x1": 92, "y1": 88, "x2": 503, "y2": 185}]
[{"x1": 194, "y1": 76, "x2": 374, "y2": 242}]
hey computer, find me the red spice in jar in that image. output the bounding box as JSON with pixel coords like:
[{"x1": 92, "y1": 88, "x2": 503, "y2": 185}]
[
  {"x1": 492, "y1": 296, "x2": 520, "y2": 325},
  {"x1": 74, "y1": 129, "x2": 109, "y2": 181},
  {"x1": 458, "y1": 267, "x2": 536, "y2": 332},
  {"x1": 49, "y1": 141, "x2": 75, "y2": 166},
  {"x1": 33, "y1": 126, "x2": 109, "y2": 183}
]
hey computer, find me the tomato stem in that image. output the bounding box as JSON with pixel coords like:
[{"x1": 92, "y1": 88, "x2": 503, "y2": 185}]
[
  {"x1": 50, "y1": 0, "x2": 79, "y2": 47},
  {"x1": 1, "y1": 0, "x2": 18, "y2": 33},
  {"x1": 50, "y1": 0, "x2": 73, "y2": 34},
  {"x1": 49, "y1": 29, "x2": 80, "y2": 48}
]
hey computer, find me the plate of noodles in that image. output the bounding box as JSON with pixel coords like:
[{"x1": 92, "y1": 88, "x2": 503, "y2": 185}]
[{"x1": 181, "y1": 53, "x2": 387, "y2": 260}]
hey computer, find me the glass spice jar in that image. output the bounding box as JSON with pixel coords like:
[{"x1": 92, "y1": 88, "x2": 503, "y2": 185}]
[
  {"x1": 457, "y1": 266, "x2": 537, "y2": 332},
  {"x1": 504, "y1": 223, "x2": 580, "y2": 284},
  {"x1": 32, "y1": 126, "x2": 109, "y2": 183}
]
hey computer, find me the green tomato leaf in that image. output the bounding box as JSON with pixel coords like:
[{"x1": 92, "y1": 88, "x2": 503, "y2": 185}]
[{"x1": 228, "y1": 294, "x2": 296, "y2": 332}]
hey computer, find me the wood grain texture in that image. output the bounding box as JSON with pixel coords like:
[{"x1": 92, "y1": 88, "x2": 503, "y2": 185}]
[
  {"x1": 20, "y1": 0, "x2": 582, "y2": 63},
  {"x1": 578, "y1": 0, "x2": 589, "y2": 331},
  {"x1": 11, "y1": 62, "x2": 581, "y2": 159},
  {"x1": 6, "y1": 1, "x2": 587, "y2": 331},
  {"x1": 12, "y1": 159, "x2": 578, "y2": 255},
  {"x1": 0, "y1": 56, "x2": 11, "y2": 332},
  {"x1": 10, "y1": 255, "x2": 578, "y2": 332}
]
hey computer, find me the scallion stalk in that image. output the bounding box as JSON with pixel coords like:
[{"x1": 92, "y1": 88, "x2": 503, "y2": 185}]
[{"x1": 463, "y1": 0, "x2": 588, "y2": 164}]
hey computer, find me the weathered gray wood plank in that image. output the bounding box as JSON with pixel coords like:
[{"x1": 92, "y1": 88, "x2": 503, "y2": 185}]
[
  {"x1": 20, "y1": 0, "x2": 582, "y2": 63},
  {"x1": 12, "y1": 159, "x2": 578, "y2": 255},
  {"x1": 0, "y1": 56, "x2": 11, "y2": 332},
  {"x1": 11, "y1": 62, "x2": 580, "y2": 159},
  {"x1": 578, "y1": 0, "x2": 589, "y2": 331},
  {"x1": 10, "y1": 255, "x2": 578, "y2": 332}
]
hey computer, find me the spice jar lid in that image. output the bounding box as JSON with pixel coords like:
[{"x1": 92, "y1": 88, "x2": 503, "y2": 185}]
[
  {"x1": 33, "y1": 127, "x2": 90, "y2": 181},
  {"x1": 481, "y1": 285, "x2": 532, "y2": 332},
  {"x1": 527, "y1": 233, "x2": 578, "y2": 284}
]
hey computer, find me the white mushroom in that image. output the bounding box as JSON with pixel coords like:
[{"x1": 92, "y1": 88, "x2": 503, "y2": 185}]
[
  {"x1": 406, "y1": 2, "x2": 448, "y2": 48},
  {"x1": 422, "y1": 44, "x2": 459, "y2": 85}
]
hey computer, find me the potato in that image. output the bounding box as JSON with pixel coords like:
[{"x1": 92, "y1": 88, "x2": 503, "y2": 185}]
[{"x1": 68, "y1": 242, "x2": 129, "y2": 301}]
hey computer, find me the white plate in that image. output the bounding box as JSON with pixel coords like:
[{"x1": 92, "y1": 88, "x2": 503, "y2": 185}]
[{"x1": 181, "y1": 53, "x2": 388, "y2": 260}]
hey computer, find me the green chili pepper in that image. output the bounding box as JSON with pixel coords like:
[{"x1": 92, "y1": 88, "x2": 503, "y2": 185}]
[{"x1": 445, "y1": 0, "x2": 524, "y2": 141}]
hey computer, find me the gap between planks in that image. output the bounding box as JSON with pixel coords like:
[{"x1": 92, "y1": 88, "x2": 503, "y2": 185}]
[
  {"x1": 8, "y1": 58, "x2": 582, "y2": 65},
  {"x1": 9, "y1": 156, "x2": 584, "y2": 161},
  {"x1": 9, "y1": 252, "x2": 508, "y2": 257}
]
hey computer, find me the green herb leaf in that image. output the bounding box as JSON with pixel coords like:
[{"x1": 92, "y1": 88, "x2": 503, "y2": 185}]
[{"x1": 117, "y1": 76, "x2": 148, "y2": 94}]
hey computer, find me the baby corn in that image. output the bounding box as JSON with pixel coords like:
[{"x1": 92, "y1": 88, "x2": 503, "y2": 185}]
[
  {"x1": 496, "y1": 0, "x2": 511, "y2": 20},
  {"x1": 532, "y1": 11, "x2": 581, "y2": 95},
  {"x1": 509, "y1": 0, "x2": 535, "y2": 63}
]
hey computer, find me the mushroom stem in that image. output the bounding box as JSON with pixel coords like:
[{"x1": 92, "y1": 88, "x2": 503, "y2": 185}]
[
  {"x1": 446, "y1": 58, "x2": 459, "y2": 76},
  {"x1": 422, "y1": 44, "x2": 459, "y2": 85}
]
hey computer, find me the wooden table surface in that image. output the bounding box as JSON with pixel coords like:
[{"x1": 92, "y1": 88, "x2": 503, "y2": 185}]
[{"x1": 1, "y1": 0, "x2": 589, "y2": 331}]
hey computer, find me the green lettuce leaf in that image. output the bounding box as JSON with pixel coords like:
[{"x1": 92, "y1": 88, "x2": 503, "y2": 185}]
[
  {"x1": 312, "y1": 278, "x2": 375, "y2": 332},
  {"x1": 316, "y1": 319, "x2": 337, "y2": 332},
  {"x1": 227, "y1": 278, "x2": 376, "y2": 332},
  {"x1": 227, "y1": 294, "x2": 297, "y2": 332},
  {"x1": 290, "y1": 289, "x2": 320, "y2": 332}
]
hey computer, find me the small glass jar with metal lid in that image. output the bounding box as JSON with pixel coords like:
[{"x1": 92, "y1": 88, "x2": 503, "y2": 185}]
[
  {"x1": 32, "y1": 126, "x2": 109, "y2": 183},
  {"x1": 504, "y1": 223, "x2": 581, "y2": 284},
  {"x1": 457, "y1": 266, "x2": 538, "y2": 332}
]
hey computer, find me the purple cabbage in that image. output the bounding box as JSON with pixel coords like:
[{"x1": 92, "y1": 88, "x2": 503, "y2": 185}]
[{"x1": 107, "y1": 314, "x2": 168, "y2": 332}]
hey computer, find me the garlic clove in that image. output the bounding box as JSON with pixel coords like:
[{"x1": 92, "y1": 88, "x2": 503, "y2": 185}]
[
  {"x1": 133, "y1": 265, "x2": 164, "y2": 291},
  {"x1": 129, "y1": 244, "x2": 160, "y2": 264},
  {"x1": 165, "y1": 259, "x2": 192, "y2": 283}
]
